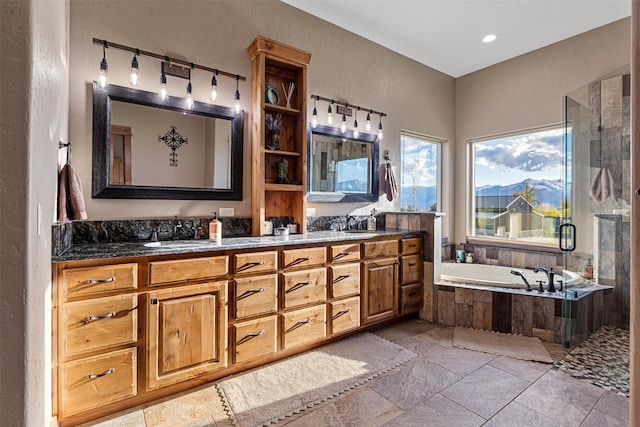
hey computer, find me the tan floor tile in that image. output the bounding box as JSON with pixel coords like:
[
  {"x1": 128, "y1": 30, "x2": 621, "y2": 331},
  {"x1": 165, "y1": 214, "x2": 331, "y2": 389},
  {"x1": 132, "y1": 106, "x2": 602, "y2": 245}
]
[
  {"x1": 143, "y1": 384, "x2": 220, "y2": 427},
  {"x1": 283, "y1": 404, "x2": 343, "y2": 426},
  {"x1": 516, "y1": 370, "x2": 604, "y2": 425},
  {"x1": 419, "y1": 324, "x2": 455, "y2": 346},
  {"x1": 77, "y1": 408, "x2": 146, "y2": 427},
  {"x1": 489, "y1": 355, "x2": 551, "y2": 382},
  {"x1": 580, "y1": 409, "x2": 628, "y2": 426},
  {"x1": 372, "y1": 319, "x2": 437, "y2": 343},
  {"x1": 484, "y1": 401, "x2": 559, "y2": 427},
  {"x1": 371, "y1": 358, "x2": 461, "y2": 410},
  {"x1": 594, "y1": 390, "x2": 630, "y2": 422},
  {"x1": 384, "y1": 394, "x2": 485, "y2": 427},
  {"x1": 392, "y1": 334, "x2": 444, "y2": 356},
  {"x1": 426, "y1": 345, "x2": 496, "y2": 376},
  {"x1": 441, "y1": 365, "x2": 529, "y2": 419},
  {"x1": 332, "y1": 386, "x2": 404, "y2": 426}
]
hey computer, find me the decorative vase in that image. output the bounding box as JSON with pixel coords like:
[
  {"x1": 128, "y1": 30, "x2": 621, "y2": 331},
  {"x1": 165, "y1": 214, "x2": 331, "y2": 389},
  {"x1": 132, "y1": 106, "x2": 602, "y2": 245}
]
[
  {"x1": 267, "y1": 129, "x2": 280, "y2": 150},
  {"x1": 276, "y1": 158, "x2": 289, "y2": 183}
]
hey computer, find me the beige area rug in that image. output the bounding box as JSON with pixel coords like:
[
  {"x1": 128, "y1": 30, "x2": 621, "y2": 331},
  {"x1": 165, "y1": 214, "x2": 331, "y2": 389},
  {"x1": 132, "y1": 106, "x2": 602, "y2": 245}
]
[
  {"x1": 216, "y1": 332, "x2": 416, "y2": 426},
  {"x1": 453, "y1": 327, "x2": 553, "y2": 364}
]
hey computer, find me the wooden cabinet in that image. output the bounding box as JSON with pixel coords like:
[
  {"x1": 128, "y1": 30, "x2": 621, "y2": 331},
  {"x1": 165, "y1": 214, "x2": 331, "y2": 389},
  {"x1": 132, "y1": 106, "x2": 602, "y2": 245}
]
[
  {"x1": 330, "y1": 263, "x2": 360, "y2": 299},
  {"x1": 362, "y1": 257, "x2": 399, "y2": 325},
  {"x1": 146, "y1": 281, "x2": 228, "y2": 390},
  {"x1": 248, "y1": 36, "x2": 311, "y2": 236},
  {"x1": 235, "y1": 250, "x2": 278, "y2": 275},
  {"x1": 282, "y1": 304, "x2": 327, "y2": 350},
  {"x1": 401, "y1": 254, "x2": 423, "y2": 284},
  {"x1": 283, "y1": 246, "x2": 326, "y2": 269},
  {"x1": 282, "y1": 267, "x2": 327, "y2": 309},
  {"x1": 330, "y1": 243, "x2": 360, "y2": 263},
  {"x1": 233, "y1": 315, "x2": 278, "y2": 363},
  {"x1": 362, "y1": 239, "x2": 399, "y2": 259},
  {"x1": 399, "y1": 237, "x2": 424, "y2": 315},
  {"x1": 149, "y1": 256, "x2": 228, "y2": 285},
  {"x1": 330, "y1": 296, "x2": 360, "y2": 336},
  {"x1": 62, "y1": 262, "x2": 137, "y2": 298},
  {"x1": 234, "y1": 274, "x2": 278, "y2": 319}
]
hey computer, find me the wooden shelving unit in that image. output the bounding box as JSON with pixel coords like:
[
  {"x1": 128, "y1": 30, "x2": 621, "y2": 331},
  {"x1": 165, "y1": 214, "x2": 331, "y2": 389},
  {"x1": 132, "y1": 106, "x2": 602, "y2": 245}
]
[{"x1": 248, "y1": 36, "x2": 311, "y2": 236}]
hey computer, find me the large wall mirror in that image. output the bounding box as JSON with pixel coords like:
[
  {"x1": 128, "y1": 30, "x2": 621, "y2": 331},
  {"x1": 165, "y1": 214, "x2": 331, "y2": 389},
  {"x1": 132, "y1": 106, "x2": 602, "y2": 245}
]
[
  {"x1": 92, "y1": 82, "x2": 243, "y2": 200},
  {"x1": 307, "y1": 124, "x2": 379, "y2": 202}
]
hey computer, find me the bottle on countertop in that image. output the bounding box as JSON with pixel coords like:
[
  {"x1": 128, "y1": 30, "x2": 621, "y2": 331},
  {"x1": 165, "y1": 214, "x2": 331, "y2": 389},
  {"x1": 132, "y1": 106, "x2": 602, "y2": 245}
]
[
  {"x1": 209, "y1": 213, "x2": 222, "y2": 240},
  {"x1": 584, "y1": 259, "x2": 593, "y2": 280},
  {"x1": 367, "y1": 210, "x2": 377, "y2": 231}
]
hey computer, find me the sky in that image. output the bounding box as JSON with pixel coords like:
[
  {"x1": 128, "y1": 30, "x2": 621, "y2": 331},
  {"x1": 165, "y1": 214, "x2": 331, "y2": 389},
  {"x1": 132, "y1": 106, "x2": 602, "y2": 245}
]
[
  {"x1": 400, "y1": 135, "x2": 439, "y2": 188},
  {"x1": 474, "y1": 127, "x2": 566, "y2": 188}
]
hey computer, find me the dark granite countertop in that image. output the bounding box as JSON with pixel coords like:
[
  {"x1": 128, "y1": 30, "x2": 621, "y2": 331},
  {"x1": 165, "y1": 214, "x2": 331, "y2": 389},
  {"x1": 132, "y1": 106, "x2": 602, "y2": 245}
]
[{"x1": 52, "y1": 229, "x2": 421, "y2": 262}]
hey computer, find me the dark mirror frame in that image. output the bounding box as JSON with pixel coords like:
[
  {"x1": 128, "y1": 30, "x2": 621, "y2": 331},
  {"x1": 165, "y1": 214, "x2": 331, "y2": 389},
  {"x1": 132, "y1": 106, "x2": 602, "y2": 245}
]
[
  {"x1": 307, "y1": 124, "x2": 379, "y2": 202},
  {"x1": 92, "y1": 82, "x2": 243, "y2": 200}
]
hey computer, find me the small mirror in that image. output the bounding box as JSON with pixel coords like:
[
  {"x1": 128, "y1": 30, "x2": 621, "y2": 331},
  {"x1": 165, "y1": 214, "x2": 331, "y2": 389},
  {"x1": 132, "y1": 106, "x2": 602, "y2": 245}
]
[
  {"x1": 92, "y1": 82, "x2": 243, "y2": 200},
  {"x1": 307, "y1": 124, "x2": 379, "y2": 202}
]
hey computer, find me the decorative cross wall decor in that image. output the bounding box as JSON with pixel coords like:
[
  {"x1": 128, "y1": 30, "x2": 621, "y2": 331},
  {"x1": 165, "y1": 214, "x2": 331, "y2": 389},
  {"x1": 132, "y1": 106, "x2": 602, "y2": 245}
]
[{"x1": 158, "y1": 125, "x2": 188, "y2": 167}]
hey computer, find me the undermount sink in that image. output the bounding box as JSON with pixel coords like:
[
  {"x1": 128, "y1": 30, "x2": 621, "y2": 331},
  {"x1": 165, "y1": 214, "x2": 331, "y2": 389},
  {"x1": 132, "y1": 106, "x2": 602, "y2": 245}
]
[{"x1": 142, "y1": 240, "x2": 217, "y2": 248}]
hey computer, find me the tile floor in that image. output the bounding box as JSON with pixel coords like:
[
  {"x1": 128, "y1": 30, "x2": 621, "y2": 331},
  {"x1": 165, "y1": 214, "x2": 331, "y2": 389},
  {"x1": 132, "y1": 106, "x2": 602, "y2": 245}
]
[{"x1": 81, "y1": 319, "x2": 630, "y2": 427}]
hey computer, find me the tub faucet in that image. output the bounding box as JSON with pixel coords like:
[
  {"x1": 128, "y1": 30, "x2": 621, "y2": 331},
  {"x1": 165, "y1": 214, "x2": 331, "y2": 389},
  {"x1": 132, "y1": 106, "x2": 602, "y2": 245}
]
[
  {"x1": 510, "y1": 269, "x2": 532, "y2": 291},
  {"x1": 534, "y1": 267, "x2": 556, "y2": 292}
]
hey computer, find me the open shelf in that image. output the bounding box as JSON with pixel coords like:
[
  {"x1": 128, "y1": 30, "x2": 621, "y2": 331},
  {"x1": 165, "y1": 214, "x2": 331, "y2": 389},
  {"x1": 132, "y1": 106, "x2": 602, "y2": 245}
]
[
  {"x1": 263, "y1": 149, "x2": 301, "y2": 157},
  {"x1": 265, "y1": 183, "x2": 304, "y2": 191},
  {"x1": 264, "y1": 103, "x2": 301, "y2": 116}
]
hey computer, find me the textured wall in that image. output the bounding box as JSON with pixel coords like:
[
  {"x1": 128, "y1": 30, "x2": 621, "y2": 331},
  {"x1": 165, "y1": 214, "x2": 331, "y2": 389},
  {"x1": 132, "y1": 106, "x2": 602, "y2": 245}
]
[
  {"x1": 69, "y1": 0, "x2": 455, "y2": 235},
  {"x1": 1, "y1": 0, "x2": 69, "y2": 425}
]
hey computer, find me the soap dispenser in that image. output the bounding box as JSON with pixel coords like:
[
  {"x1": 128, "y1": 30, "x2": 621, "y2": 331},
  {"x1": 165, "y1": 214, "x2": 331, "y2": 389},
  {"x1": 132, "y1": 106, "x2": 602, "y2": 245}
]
[
  {"x1": 367, "y1": 210, "x2": 376, "y2": 231},
  {"x1": 209, "y1": 213, "x2": 222, "y2": 241}
]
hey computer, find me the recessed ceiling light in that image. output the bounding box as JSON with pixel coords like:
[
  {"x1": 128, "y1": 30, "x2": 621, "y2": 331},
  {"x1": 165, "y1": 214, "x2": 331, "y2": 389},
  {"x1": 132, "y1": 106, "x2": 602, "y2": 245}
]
[{"x1": 483, "y1": 34, "x2": 497, "y2": 43}]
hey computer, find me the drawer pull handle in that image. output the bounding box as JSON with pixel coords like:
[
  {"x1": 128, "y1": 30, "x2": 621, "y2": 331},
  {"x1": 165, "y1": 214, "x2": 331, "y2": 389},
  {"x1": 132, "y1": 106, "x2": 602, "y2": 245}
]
[
  {"x1": 287, "y1": 318, "x2": 312, "y2": 332},
  {"x1": 334, "y1": 251, "x2": 352, "y2": 260},
  {"x1": 237, "y1": 330, "x2": 265, "y2": 345},
  {"x1": 333, "y1": 274, "x2": 353, "y2": 283},
  {"x1": 332, "y1": 307, "x2": 352, "y2": 319},
  {"x1": 237, "y1": 260, "x2": 266, "y2": 272},
  {"x1": 81, "y1": 312, "x2": 116, "y2": 325},
  {"x1": 409, "y1": 244, "x2": 417, "y2": 248},
  {"x1": 286, "y1": 256, "x2": 313, "y2": 268},
  {"x1": 286, "y1": 281, "x2": 313, "y2": 293},
  {"x1": 408, "y1": 292, "x2": 418, "y2": 297},
  {"x1": 408, "y1": 263, "x2": 417, "y2": 267},
  {"x1": 87, "y1": 368, "x2": 115, "y2": 379},
  {"x1": 87, "y1": 277, "x2": 115, "y2": 284},
  {"x1": 237, "y1": 287, "x2": 266, "y2": 300}
]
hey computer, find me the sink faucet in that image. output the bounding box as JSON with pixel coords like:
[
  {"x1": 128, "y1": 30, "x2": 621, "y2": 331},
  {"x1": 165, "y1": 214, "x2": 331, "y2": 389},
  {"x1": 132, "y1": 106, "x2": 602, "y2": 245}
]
[
  {"x1": 510, "y1": 269, "x2": 532, "y2": 291},
  {"x1": 345, "y1": 214, "x2": 357, "y2": 230},
  {"x1": 534, "y1": 267, "x2": 556, "y2": 292},
  {"x1": 172, "y1": 216, "x2": 182, "y2": 240}
]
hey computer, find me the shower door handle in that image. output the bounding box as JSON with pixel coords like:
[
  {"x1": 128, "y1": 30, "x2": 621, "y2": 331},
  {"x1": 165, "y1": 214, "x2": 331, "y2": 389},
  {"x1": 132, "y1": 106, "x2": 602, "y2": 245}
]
[{"x1": 559, "y1": 223, "x2": 576, "y2": 252}]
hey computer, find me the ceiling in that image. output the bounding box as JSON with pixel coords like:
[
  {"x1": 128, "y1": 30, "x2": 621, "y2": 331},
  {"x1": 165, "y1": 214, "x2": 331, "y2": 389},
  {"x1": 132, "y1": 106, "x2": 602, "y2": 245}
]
[{"x1": 281, "y1": 0, "x2": 631, "y2": 78}]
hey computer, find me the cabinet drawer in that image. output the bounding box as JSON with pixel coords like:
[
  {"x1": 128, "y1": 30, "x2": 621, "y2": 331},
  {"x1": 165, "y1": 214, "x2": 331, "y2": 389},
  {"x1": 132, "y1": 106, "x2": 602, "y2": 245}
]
[
  {"x1": 60, "y1": 347, "x2": 136, "y2": 416},
  {"x1": 400, "y1": 283, "x2": 423, "y2": 314},
  {"x1": 282, "y1": 305, "x2": 326, "y2": 350},
  {"x1": 330, "y1": 243, "x2": 360, "y2": 263},
  {"x1": 330, "y1": 263, "x2": 360, "y2": 298},
  {"x1": 401, "y1": 237, "x2": 423, "y2": 255},
  {"x1": 62, "y1": 294, "x2": 137, "y2": 360},
  {"x1": 149, "y1": 256, "x2": 228, "y2": 285},
  {"x1": 234, "y1": 274, "x2": 278, "y2": 319},
  {"x1": 235, "y1": 251, "x2": 278, "y2": 275},
  {"x1": 233, "y1": 316, "x2": 278, "y2": 363},
  {"x1": 362, "y1": 239, "x2": 399, "y2": 259},
  {"x1": 283, "y1": 268, "x2": 327, "y2": 309},
  {"x1": 62, "y1": 263, "x2": 137, "y2": 299},
  {"x1": 401, "y1": 254, "x2": 424, "y2": 284},
  {"x1": 283, "y1": 246, "x2": 326, "y2": 270},
  {"x1": 330, "y1": 297, "x2": 360, "y2": 336}
]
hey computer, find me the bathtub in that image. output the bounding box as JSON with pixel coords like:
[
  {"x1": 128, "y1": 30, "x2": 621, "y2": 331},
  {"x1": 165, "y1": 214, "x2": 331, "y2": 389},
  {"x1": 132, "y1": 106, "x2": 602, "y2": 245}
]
[{"x1": 440, "y1": 263, "x2": 582, "y2": 290}]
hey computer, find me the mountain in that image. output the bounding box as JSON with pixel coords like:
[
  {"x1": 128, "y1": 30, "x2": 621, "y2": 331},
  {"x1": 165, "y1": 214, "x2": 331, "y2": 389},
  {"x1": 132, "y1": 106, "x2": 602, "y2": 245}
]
[
  {"x1": 400, "y1": 185, "x2": 437, "y2": 211},
  {"x1": 476, "y1": 178, "x2": 564, "y2": 208},
  {"x1": 337, "y1": 179, "x2": 368, "y2": 192}
]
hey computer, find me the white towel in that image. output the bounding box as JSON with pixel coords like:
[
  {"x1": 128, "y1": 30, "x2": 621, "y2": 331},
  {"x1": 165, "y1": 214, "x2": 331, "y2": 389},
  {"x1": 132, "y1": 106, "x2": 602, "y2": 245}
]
[{"x1": 58, "y1": 164, "x2": 87, "y2": 221}]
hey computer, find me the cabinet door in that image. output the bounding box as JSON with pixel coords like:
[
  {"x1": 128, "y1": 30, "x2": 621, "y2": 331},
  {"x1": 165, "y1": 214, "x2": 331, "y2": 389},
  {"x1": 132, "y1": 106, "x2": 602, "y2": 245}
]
[
  {"x1": 362, "y1": 258, "x2": 398, "y2": 325},
  {"x1": 147, "y1": 281, "x2": 228, "y2": 390}
]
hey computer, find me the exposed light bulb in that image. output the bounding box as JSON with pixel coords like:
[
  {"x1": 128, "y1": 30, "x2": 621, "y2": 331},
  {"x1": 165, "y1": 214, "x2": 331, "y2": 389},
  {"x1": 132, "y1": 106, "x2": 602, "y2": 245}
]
[
  {"x1": 311, "y1": 96, "x2": 318, "y2": 128},
  {"x1": 234, "y1": 76, "x2": 241, "y2": 114},
  {"x1": 186, "y1": 81, "x2": 194, "y2": 109},
  {"x1": 377, "y1": 120, "x2": 384, "y2": 140},
  {"x1": 159, "y1": 71, "x2": 167, "y2": 100},
  {"x1": 353, "y1": 110, "x2": 359, "y2": 138},
  {"x1": 340, "y1": 114, "x2": 347, "y2": 134},
  {"x1": 129, "y1": 53, "x2": 139, "y2": 86},
  {"x1": 327, "y1": 103, "x2": 333, "y2": 125},
  {"x1": 98, "y1": 42, "x2": 108, "y2": 88},
  {"x1": 366, "y1": 112, "x2": 372, "y2": 132},
  {"x1": 210, "y1": 71, "x2": 218, "y2": 102}
]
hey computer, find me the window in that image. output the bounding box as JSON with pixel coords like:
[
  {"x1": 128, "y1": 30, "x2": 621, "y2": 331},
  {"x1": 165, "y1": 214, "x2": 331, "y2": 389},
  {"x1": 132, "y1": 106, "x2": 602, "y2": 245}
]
[
  {"x1": 400, "y1": 131, "x2": 442, "y2": 212},
  {"x1": 470, "y1": 126, "x2": 567, "y2": 245}
]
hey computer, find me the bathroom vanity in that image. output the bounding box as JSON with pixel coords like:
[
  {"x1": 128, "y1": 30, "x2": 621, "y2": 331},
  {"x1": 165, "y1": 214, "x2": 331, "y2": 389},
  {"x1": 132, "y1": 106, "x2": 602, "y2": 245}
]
[{"x1": 51, "y1": 231, "x2": 424, "y2": 426}]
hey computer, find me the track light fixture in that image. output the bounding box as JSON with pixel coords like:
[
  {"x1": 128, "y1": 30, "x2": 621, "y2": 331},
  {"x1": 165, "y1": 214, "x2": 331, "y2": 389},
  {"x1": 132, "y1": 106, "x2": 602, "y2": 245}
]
[
  {"x1": 93, "y1": 38, "x2": 246, "y2": 111},
  {"x1": 309, "y1": 95, "x2": 386, "y2": 139},
  {"x1": 234, "y1": 75, "x2": 241, "y2": 114},
  {"x1": 129, "y1": 49, "x2": 139, "y2": 86},
  {"x1": 312, "y1": 96, "x2": 319, "y2": 128},
  {"x1": 98, "y1": 40, "x2": 108, "y2": 88}
]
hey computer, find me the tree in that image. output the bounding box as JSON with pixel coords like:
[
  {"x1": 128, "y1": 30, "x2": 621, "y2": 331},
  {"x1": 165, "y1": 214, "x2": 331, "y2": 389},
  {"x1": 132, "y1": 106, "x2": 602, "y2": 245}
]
[{"x1": 512, "y1": 184, "x2": 539, "y2": 206}]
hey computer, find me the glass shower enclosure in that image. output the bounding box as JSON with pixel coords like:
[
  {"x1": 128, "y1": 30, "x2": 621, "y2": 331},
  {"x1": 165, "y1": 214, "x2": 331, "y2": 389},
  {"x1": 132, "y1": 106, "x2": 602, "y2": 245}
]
[{"x1": 562, "y1": 68, "x2": 631, "y2": 348}]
